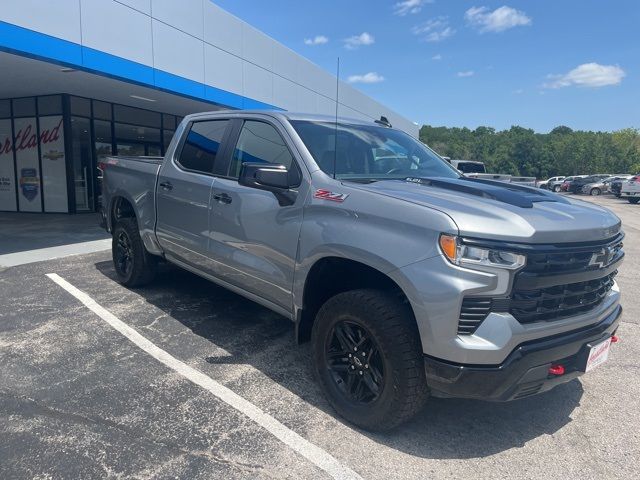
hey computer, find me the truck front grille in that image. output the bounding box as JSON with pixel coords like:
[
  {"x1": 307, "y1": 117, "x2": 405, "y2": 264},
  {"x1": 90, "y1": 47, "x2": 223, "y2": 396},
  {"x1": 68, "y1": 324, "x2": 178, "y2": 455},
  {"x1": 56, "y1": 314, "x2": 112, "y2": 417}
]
[
  {"x1": 510, "y1": 272, "x2": 616, "y2": 324},
  {"x1": 456, "y1": 236, "x2": 623, "y2": 334},
  {"x1": 523, "y1": 240, "x2": 623, "y2": 275}
]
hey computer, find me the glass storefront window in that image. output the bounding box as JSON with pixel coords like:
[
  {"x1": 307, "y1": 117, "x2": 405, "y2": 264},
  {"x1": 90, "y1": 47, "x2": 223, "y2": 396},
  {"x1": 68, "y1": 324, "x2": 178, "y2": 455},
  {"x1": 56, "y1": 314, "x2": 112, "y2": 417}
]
[
  {"x1": 37, "y1": 95, "x2": 62, "y2": 115},
  {"x1": 93, "y1": 101, "x2": 112, "y2": 121},
  {"x1": 0, "y1": 99, "x2": 10, "y2": 118},
  {"x1": 163, "y1": 114, "x2": 176, "y2": 130},
  {"x1": 71, "y1": 117, "x2": 93, "y2": 211},
  {"x1": 114, "y1": 105, "x2": 161, "y2": 128},
  {"x1": 12, "y1": 97, "x2": 36, "y2": 117},
  {"x1": 2, "y1": 93, "x2": 187, "y2": 213},
  {"x1": 94, "y1": 120, "x2": 112, "y2": 210},
  {"x1": 163, "y1": 129, "x2": 175, "y2": 153},
  {"x1": 70, "y1": 96, "x2": 91, "y2": 117}
]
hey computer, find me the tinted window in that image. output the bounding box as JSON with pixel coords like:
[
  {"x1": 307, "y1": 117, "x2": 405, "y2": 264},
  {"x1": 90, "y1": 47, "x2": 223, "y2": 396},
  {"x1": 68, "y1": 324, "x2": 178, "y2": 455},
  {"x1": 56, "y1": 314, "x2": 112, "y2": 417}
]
[
  {"x1": 178, "y1": 120, "x2": 229, "y2": 174},
  {"x1": 230, "y1": 121, "x2": 295, "y2": 179}
]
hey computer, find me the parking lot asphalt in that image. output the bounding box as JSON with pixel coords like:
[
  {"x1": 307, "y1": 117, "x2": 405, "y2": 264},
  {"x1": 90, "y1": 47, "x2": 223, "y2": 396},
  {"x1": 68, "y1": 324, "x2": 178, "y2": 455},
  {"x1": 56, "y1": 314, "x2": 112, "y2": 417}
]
[{"x1": 1, "y1": 194, "x2": 639, "y2": 479}]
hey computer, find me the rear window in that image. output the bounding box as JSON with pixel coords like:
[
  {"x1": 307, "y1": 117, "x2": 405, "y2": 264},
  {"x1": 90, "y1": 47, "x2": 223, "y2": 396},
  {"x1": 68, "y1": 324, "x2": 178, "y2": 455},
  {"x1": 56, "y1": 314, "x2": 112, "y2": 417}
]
[{"x1": 177, "y1": 120, "x2": 229, "y2": 174}]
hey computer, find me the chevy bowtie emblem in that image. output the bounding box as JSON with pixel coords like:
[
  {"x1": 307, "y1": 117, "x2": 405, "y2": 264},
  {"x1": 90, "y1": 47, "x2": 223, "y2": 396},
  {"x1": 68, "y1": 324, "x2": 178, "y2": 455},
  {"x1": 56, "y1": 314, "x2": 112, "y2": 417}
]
[
  {"x1": 589, "y1": 247, "x2": 615, "y2": 268},
  {"x1": 314, "y1": 189, "x2": 349, "y2": 202},
  {"x1": 43, "y1": 150, "x2": 64, "y2": 161}
]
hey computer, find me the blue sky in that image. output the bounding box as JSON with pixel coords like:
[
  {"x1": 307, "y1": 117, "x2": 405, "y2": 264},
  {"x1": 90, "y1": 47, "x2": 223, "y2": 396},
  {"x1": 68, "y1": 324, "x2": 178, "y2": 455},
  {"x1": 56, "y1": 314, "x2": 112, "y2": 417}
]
[{"x1": 212, "y1": 1, "x2": 639, "y2": 133}]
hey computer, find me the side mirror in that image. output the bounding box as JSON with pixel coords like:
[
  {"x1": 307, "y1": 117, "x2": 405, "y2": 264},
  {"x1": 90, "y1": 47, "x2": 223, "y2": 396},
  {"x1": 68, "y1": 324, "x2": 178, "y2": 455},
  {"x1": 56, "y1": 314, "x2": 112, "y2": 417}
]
[
  {"x1": 239, "y1": 162, "x2": 290, "y2": 191},
  {"x1": 238, "y1": 162, "x2": 297, "y2": 206}
]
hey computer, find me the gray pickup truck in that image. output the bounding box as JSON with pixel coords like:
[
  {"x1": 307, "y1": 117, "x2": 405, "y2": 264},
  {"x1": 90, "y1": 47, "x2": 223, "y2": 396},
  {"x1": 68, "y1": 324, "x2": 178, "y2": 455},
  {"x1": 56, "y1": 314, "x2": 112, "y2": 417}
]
[{"x1": 101, "y1": 110, "x2": 623, "y2": 431}]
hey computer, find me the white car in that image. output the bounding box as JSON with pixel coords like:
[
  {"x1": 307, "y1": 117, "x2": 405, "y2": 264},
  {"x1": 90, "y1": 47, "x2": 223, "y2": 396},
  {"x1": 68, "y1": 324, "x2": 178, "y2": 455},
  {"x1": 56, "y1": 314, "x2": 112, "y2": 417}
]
[
  {"x1": 620, "y1": 175, "x2": 640, "y2": 204},
  {"x1": 540, "y1": 176, "x2": 565, "y2": 191}
]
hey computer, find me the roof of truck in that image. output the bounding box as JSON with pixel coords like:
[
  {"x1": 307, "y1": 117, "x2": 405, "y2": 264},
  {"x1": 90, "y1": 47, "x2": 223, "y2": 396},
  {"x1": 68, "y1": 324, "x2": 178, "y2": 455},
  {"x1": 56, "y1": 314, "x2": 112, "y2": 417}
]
[{"x1": 184, "y1": 110, "x2": 387, "y2": 128}]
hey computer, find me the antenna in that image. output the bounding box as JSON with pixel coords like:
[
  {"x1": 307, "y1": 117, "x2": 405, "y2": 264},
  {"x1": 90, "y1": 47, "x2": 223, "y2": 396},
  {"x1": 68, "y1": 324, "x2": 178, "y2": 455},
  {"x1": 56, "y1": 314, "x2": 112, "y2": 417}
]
[{"x1": 333, "y1": 57, "x2": 340, "y2": 179}]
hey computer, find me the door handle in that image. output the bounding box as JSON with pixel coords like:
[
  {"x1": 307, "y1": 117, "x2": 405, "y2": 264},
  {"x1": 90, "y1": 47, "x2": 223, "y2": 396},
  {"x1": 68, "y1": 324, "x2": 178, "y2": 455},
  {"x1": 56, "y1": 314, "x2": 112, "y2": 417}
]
[
  {"x1": 212, "y1": 192, "x2": 232, "y2": 204},
  {"x1": 159, "y1": 181, "x2": 173, "y2": 191}
]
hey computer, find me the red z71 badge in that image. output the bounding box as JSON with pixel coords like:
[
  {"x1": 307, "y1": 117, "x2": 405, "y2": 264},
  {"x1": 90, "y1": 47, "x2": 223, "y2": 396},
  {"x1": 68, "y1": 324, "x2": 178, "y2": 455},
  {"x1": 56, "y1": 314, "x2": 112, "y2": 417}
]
[{"x1": 314, "y1": 189, "x2": 349, "y2": 202}]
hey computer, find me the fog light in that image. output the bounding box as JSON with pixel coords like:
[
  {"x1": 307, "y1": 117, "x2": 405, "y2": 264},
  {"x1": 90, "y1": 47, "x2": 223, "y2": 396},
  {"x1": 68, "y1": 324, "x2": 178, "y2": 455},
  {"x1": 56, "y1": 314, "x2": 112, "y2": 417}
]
[{"x1": 548, "y1": 364, "x2": 565, "y2": 376}]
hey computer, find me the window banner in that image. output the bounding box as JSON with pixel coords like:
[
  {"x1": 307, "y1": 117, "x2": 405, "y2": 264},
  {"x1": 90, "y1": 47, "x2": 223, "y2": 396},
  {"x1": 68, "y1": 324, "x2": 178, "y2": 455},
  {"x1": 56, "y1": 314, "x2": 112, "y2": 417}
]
[
  {"x1": 0, "y1": 119, "x2": 17, "y2": 212},
  {"x1": 14, "y1": 117, "x2": 42, "y2": 212},
  {"x1": 39, "y1": 116, "x2": 68, "y2": 213}
]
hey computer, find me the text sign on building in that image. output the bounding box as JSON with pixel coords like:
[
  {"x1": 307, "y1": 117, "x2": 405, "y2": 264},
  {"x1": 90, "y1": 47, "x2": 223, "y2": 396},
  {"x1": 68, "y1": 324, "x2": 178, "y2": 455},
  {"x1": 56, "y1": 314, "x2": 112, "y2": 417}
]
[
  {"x1": 0, "y1": 119, "x2": 17, "y2": 212},
  {"x1": 0, "y1": 115, "x2": 68, "y2": 213},
  {"x1": 40, "y1": 116, "x2": 67, "y2": 213}
]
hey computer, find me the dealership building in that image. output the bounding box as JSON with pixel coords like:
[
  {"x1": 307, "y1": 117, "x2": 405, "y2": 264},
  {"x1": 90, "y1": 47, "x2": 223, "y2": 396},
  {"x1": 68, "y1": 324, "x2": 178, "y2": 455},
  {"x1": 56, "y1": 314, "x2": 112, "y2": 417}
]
[{"x1": 0, "y1": 0, "x2": 416, "y2": 214}]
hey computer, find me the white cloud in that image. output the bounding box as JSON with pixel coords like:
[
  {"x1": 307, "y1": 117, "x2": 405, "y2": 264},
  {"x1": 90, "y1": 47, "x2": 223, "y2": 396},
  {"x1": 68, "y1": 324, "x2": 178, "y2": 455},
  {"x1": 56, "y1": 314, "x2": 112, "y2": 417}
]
[
  {"x1": 344, "y1": 32, "x2": 375, "y2": 50},
  {"x1": 304, "y1": 35, "x2": 328, "y2": 46},
  {"x1": 432, "y1": 54, "x2": 442, "y2": 60},
  {"x1": 412, "y1": 17, "x2": 456, "y2": 42},
  {"x1": 544, "y1": 63, "x2": 626, "y2": 88},
  {"x1": 457, "y1": 71, "x2": 475, "y2": 77},
  {"x1": 465, "y1": 6, "x2": 531, "y2": 33},
  {"x1": 347, "y1": 72, "x2": 385, "y2": 84},
  {"x1": 394, "y1": 0, "x2": 432, "y2": 16}
]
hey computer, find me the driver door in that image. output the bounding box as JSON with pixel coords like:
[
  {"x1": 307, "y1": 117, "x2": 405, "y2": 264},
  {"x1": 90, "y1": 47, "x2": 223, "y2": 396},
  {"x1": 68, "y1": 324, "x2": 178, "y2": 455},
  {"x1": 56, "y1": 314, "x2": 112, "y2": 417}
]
[{"x1": 207, "y1": 118, "x2": 307, "y2": 312}]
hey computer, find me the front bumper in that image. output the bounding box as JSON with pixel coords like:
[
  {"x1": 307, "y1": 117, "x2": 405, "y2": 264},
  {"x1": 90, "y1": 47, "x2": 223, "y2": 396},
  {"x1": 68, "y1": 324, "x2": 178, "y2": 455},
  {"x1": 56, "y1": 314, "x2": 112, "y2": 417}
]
[{"x1": 424, "y1": 305, "x2": 621, "y2": 401}]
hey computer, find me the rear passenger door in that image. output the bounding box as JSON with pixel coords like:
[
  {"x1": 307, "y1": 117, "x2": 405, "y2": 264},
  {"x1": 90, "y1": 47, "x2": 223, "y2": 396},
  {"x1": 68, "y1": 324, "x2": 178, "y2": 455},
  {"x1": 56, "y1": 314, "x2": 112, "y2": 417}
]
[
  {"x1": 207, "y1": 118, "x2": 307, "y2": 313},
  {"x1": 155, "y1": 119, "x2": 231, "y2": 272}
]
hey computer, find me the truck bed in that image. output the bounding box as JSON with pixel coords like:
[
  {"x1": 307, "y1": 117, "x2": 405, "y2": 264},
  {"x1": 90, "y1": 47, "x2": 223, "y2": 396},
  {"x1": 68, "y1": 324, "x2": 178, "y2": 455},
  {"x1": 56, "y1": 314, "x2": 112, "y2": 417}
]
[{"x1": 101, "y1": 155, "x2": 164, "y2": 248}]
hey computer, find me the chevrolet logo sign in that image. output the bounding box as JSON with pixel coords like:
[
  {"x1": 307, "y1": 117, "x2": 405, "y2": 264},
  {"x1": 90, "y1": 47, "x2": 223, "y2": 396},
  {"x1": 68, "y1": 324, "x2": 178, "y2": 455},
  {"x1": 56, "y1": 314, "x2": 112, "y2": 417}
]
[{"x1": 588, "y1": 247, "x2": 616, "y2": 269}]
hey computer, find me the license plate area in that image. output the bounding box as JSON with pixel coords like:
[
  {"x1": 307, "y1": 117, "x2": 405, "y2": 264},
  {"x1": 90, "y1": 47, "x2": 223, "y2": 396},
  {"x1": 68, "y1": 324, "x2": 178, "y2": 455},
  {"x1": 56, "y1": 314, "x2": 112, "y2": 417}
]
[{"x1": 584, "y1": 337, "x2": 612, "y2": 372}]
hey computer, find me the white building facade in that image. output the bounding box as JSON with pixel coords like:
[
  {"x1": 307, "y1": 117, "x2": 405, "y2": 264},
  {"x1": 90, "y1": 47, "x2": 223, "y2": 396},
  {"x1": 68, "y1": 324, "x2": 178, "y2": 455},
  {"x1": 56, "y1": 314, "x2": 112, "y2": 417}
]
[{"x1": 0, "y1": 0, "x2": 416, "y2": 213}]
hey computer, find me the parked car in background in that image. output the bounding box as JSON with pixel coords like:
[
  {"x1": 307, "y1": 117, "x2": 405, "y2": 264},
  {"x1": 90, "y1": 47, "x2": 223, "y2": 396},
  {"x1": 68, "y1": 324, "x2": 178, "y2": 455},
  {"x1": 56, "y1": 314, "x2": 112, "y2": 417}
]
[
  {"x1": 581, "y1": 177, "x2": 616, "y2": 196},
  {"x1": 620, "y1": 175, "x2": 640, "y2": 204},
  {"x1": 539, "y1": 176, "x2": 565, "y2": 191},
  {"x1": 560, "y1": 175, "x2": 588, "y2": 192},
  {"x1": 448, "y1": 160, "x2": 536, "y2": 186},
  {"x1": 611, "y1": 176, "x2": 634, "y2": 197},
  {"x1": 449, "y1": 159, "x2": 486, "y2": 174},
  {"x1": 569, "y1": 174, "x2": 611, "y2": 194}
]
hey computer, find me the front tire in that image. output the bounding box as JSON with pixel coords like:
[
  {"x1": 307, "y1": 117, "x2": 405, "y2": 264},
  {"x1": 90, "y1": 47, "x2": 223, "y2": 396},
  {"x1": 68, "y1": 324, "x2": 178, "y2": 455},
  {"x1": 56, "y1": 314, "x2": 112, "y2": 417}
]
[
  {"x1": 628, "y1": 198, "x2": 639, "y2": 204},
  {"x1": 590, "y1": 188, "x2": 601, "y2": 196},
  {"x1": 112, "y1": 218, "x2": 158, "y2": 287},
  {"x1": 311, "y1": 289, "x2": 428, "y2": 431},
  {"x1": 553, "y1": 185, "x2": 561, "y2": 193}
]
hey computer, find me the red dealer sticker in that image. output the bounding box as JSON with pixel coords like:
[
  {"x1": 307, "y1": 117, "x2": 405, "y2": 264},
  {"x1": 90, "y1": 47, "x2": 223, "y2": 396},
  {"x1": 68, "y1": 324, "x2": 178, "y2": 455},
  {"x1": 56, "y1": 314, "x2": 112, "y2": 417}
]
[{"x1": 314, "y1": 189, "x2": 349, "y2": 202}]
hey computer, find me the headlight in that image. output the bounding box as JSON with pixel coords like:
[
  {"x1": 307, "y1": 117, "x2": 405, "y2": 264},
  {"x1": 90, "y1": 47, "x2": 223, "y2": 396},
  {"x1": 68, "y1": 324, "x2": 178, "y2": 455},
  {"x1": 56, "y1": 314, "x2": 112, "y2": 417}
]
[{"x1": 439, "y1": 234, "x2": 526, "y2": 270}]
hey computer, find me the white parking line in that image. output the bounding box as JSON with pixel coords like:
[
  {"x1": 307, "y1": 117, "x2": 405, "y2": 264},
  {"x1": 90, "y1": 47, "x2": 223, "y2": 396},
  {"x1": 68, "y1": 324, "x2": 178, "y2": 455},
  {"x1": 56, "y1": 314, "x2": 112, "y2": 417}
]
[
  {"x1": 46, "y1": 273, "x2": 362, "y2": 480},
  {"x1": 0, "y1": 239, "x2": 111, "y2": 268}
]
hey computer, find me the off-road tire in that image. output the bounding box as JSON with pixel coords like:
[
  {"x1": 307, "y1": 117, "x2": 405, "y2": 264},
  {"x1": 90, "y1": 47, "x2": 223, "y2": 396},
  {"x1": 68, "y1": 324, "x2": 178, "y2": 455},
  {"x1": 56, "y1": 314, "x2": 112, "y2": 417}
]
[
  {"x1": 312, "y1": 289, "x2": 429, "y2": 431},
  {"x1": 112, "y1": 218, "x2": 158, "y2": 287}
]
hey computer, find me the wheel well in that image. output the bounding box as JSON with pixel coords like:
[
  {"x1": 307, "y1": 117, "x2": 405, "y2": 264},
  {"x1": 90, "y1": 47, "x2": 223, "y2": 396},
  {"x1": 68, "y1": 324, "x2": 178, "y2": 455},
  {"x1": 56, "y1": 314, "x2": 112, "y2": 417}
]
[
  {"x1": 297, "y1": 257, "x2": 413, "y2": 343},
  {"x1": 110, "y1": 197, "x2": 136, "y2": 230}
]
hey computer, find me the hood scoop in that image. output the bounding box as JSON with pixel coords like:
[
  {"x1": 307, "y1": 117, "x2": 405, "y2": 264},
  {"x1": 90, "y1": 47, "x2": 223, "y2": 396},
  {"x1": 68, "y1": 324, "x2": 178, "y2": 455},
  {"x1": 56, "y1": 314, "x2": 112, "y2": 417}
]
[{"x1": 405, "y1": 177, "x2": 570, "y2": 209}]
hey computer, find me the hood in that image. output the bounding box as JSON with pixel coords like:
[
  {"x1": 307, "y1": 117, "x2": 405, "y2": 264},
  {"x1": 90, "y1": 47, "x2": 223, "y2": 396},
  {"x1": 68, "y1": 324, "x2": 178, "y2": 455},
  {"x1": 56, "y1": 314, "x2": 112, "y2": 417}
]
[{"x1": 353, "y1": 177, "x2": 621, "y2": 244}]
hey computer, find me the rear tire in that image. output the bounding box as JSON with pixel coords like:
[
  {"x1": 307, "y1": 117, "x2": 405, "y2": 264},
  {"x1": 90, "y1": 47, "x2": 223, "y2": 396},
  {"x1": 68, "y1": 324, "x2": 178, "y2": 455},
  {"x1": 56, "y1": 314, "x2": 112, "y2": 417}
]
[
  {"x1": 311, "y1": 289, "x2": 429, "y2": 431},
  {"x1": 112, "y1": 218, "x2": 158, "y2": 287},
  {"x1": 628, "y1": 198, "x2": 639, "y2": 204},
  {"x1": 590, "y1": 188, "x2": 601, "y2": 196}
]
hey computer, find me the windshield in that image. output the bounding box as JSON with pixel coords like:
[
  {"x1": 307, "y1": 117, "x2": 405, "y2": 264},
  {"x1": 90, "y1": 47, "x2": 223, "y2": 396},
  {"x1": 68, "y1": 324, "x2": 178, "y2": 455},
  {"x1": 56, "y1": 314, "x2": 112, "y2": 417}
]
[{"x1": 291, "y1": 120, "x2": 460, "y2": 182}]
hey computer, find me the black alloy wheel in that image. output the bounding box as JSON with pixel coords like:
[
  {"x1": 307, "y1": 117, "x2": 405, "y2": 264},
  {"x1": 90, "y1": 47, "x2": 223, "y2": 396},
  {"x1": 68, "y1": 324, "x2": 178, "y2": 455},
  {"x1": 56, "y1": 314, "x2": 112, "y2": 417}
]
[
  {"x1": 112, "y1": 217, "x2": 157, "y2": 287},
  {"x1": 326, "y1": 320, "x2": 385, "y2": 405},
  {"x1": 115, "y1": 230, "x2": 134, "y2": 278}
]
